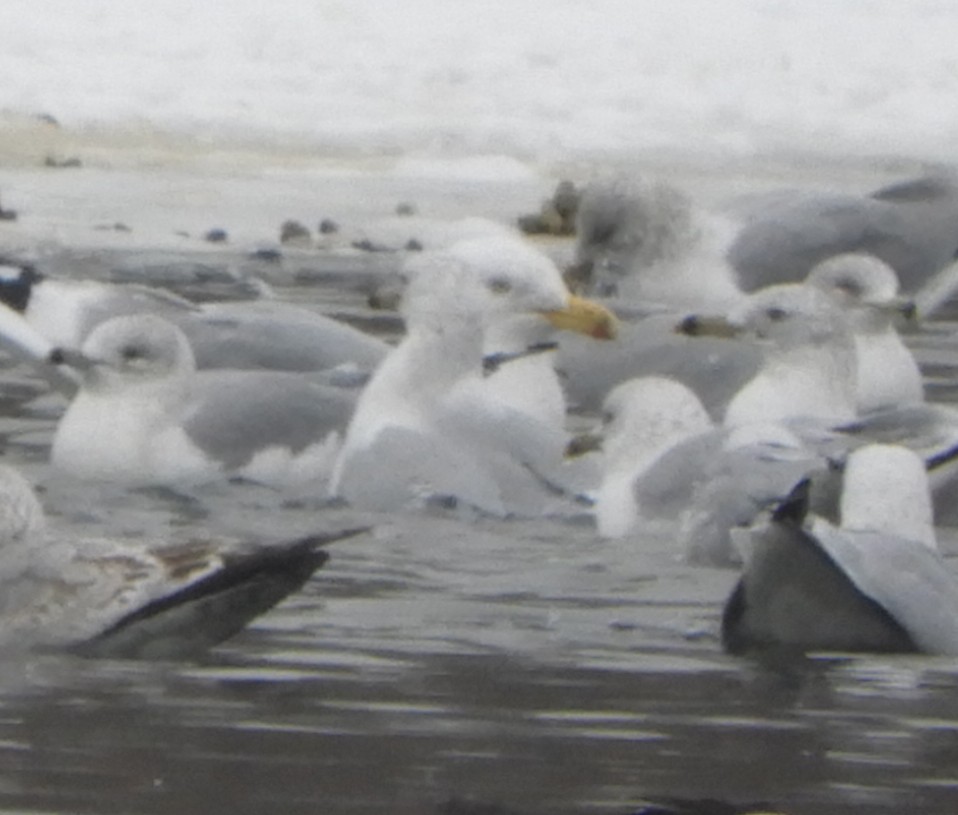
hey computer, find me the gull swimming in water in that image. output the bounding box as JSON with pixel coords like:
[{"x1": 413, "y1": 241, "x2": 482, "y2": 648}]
[
  {"x1": 684, "y1": 283, "x2": 860, "y2": 429},
  {"x1": 587, "y1": 376, "x2": 714, "y2": 539},
  {"x1": 803, "y1": 253, "x2": 922, "y2": 414},
  {"x1": 0, "y1": 463, "x2": 366, "y2": 659},
  {"x1": 0, "y1": 261, "x2": 388, "y2": 380},
  {"x1": 582, "y1": 277, "x2": 931, "y2": 561},
  {"x1": 49, "y1": 314, "x2": 357, "y2": 490},
  {"x1": 684, "y1": 279, "x2": 958, "y2": 471},
  {"x1": 722, "y1": 444, "x2": 958, "y2": 656},
  {"x1": 558, "y1": 251, "x2": 921, "y2": 421},
  {"x1": 581, "y1": 376, "x2": 830, "y2": 566},
  {"x1": 330, "y1": 235, "x2": 617, "y2": 516}
]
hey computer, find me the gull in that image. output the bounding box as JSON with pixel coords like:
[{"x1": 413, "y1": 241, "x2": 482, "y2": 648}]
[
  {"x1": 683, "y1": 280, "x2": 958, "y2": 470},
  {"x1": 570, "y1": 173, "x2": 958, "y2": 316},
  {"x1": 729, "y1": 174, "x2": 958, "y2": 307},
  {"x1": 580, "y1": 376, "x2": 830, "y2": 566},
  {"x1": 0, "y1": 261, "x2": 388, "y2": 378},
  {"x1": 722, "y1": 444, "x2": 958, "y2": 656},
  {"x1": 569, "y1": 175, "x2": 742, "y2": 310},
  {"x1": 330, "y1": 235, "x2": 618, "y2": 516},
  {"x1": 588, "y1": 376, "x2": 713, "y2": 539},
  {"x1": 802, "y1": 253, "x2": 922, "y2": 414},
  {"x1": 683, "y1": 283, "x2": 860, "y2": 429},
  {"x1": 0, "y1": 464, "x2": 367, "y2": 659},
  {"x1": 49, "y1": 314, "x2": 357, "y2": 490},
  {"x1": 582, "y1": 278, "x2": 927, "y2": 561},
  {"x1": 558, "y1": 251, "x2": 919, "y2": 421}
]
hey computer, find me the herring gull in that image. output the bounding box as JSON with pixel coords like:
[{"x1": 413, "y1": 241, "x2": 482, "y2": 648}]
[
  {"x1": 722, "y1": 444, "x2": 958, "y2": 656},
  {"x1": 49, "y1": 314, "x2": 357, "y2": 490},
  {"x1": 330, "y1": 235, "x2": 617, "y2": 516},
  {"x1": 0, "y1": 463, "x2": 367, "y2": 659}
]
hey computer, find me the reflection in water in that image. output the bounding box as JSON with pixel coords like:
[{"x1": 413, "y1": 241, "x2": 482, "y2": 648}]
[{"x1": 0, "y1": 242, "x2": 955, "y2": 815}]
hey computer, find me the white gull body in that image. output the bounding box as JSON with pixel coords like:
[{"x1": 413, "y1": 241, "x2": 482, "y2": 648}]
[
  {"x1": 330, "y1": 235, "x2": 616, "y2": 516},
  {"x1": 50, "y1": 314, "x2": 357, "y2": 490}
]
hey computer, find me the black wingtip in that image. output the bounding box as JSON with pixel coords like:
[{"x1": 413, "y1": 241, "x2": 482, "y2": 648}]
[
  {"x1": 75, "y1": 528, "x2": 371, "y2": 660},
  {"x1": 926, "y1": 440, "x2": 958, "y2": 473},
  {"x1": 0, "y1": 260, "x2": 42, "y2": 313},
  {"x1": 720, "y1": 579, "x2": 749, "y2": 655},
  {"x1": 771, "y1": 477, "x2": 811, "y2": 525}
]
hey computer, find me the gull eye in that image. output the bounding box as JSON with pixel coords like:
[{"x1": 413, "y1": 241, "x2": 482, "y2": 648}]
[
  {"x1": 766, "y1": 306, "x2": 788, "y2": 322},
  {"x1": 121, "y1": 344, "x2": 146, "y2": 362},
  {"x1": 487, "y1": 276, "x2": 512, "y2": 295},
  {"x1": 834, "y1": 278, "x2": 863, "y2": 298},
  {"x1": 601, "y1": 410, "x2": 615, "y2": 426}
]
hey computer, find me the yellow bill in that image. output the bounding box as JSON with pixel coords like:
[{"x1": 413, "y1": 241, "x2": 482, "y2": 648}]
[{"x1": 542, "y1": 295, "x2": 618, "y2": 340}]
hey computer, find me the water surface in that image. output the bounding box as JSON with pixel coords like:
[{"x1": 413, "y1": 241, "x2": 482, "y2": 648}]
[{"x1": 0, "y1": 163, "x2": 956, "y2": 815}]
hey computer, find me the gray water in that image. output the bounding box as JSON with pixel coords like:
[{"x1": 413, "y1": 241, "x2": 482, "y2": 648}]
[{"x1": 0, "y1": 163, "x2": 957, "y2": 815}]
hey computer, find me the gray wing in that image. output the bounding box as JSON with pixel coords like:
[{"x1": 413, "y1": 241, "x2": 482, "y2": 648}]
[
  {"x1": 632, "y1": 431, "x2": 724, "y2": 522},
  {"x1": 334, "y1": 424, "x2": 510, "y2": 516},
  {"x1": 439, "y1": 395, "x2": 596, "y2": 507},
  {"x1": 178, "y1": 301, "x2": 389, "y2": 372},
  {"x1": 669, "y1": 432, "x2": 829, "y2": 566},
  {"x1": 728, "y1": 177, "x2": 958, "y2": 294},
  {"x1": 837, "y1": 404, "x2": 958, "y2": 457},
  {"x1": 74, "y1": 531, "x2": 361, "y2": 660},
  {"x1": 75, "y1": 284, "x2": 199, "y2": 340},
  {"x1": 558, "y1": 314, "x2": 761, "y2": 418},
  {"x1": 812, "y1": 521, "x2": 958, "y2": 655},
  {"x1": 728, "y1": 194, "x2": 901, "y2": 291},
  {"x1": 180, "y1": 371, "x2": 357, "y2": 469}
]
